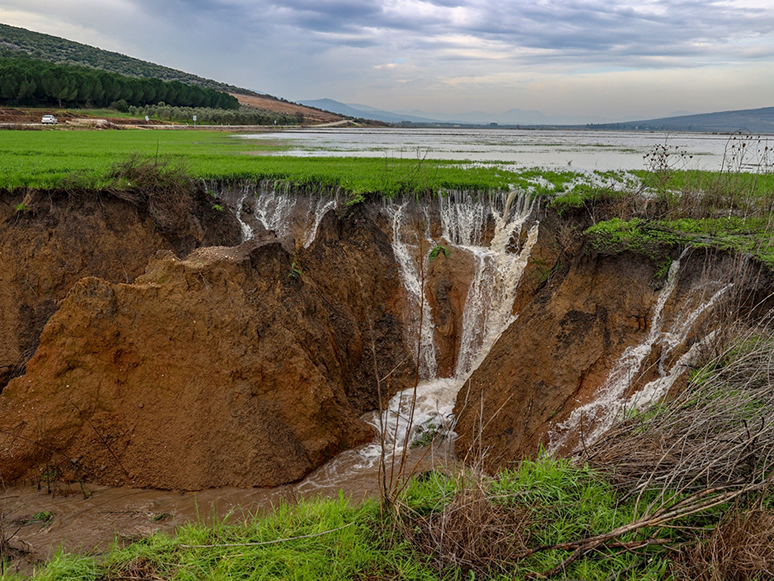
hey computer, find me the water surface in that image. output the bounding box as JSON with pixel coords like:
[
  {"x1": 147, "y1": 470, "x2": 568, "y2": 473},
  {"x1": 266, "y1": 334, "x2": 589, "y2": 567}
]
[{"x1": 240, "y1": 128, "x2": 751, "y2": 172}]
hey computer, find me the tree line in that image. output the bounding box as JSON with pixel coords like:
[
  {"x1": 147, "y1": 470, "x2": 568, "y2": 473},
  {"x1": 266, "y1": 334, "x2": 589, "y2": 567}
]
[
  {"x1": 0, "y1": 57, "x2": 239, "y2": 109},
  {"x1": 128, "y1": 104, "x2": 302, "y2": 126}
]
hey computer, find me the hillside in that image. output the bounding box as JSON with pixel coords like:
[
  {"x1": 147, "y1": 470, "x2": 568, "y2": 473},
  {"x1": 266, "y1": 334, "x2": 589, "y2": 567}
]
[
  {"x1": 587, "y1": 106, "x2": 774, "y2": 134},
  {"x1": 0, "y1": 22, "x2": 251, "y2": 95},
  {"x1": 0, "y1": 22, "x2": 345, "y2": 124},
  {"x1": 234, "y1": 93, "x2": 344, "y2": 125}
]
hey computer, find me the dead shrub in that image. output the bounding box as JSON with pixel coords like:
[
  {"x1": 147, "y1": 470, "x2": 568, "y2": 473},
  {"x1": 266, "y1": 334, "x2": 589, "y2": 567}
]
[
  {"x1": 672, "y1": 506, "x2": 774, "y2": 581},
  {"x1": 398, "y1": 473, "x2": 532, "y2": 578},
  {"x1": 107, "y1": 154, "x2": 194, "y2": 234}
]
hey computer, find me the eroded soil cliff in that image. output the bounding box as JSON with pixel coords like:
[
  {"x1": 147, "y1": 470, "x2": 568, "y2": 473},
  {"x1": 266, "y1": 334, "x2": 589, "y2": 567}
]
[
  {"x1": 453, "y1": 243, "x2": 771, "y2": 471},
  {"x1": 0, "y1": 188, "x2": 240, "y2": 390},
  {"x1": 0, "y1": 199, "x2": 414, "y2": 489},
  {"x1": 1, "y1": 188, "x2": 769, "y2": 490}
]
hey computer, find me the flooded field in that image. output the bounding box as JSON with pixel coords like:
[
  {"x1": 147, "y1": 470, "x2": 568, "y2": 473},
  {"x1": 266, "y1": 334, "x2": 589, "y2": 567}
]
[{"x1": 240, "y1": 127, "x2": 750, "y2": 171}]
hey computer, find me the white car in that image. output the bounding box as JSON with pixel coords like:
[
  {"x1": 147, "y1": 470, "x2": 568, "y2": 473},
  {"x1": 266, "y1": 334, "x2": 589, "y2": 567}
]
[{"x1": 41, "y1": 115, "x2": 58, "y2": 125}]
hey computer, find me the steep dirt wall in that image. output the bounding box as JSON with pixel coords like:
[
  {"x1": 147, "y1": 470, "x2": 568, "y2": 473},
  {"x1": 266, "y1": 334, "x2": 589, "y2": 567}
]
[
  {"x1": 452, "y1": 249, "x2": 662, "y2": 468},
  {"x1": 0, "y1": 203, "x2": 413, "y2": 490},
  {"x1": 452, "y1": 242, "x2": 770, "y2": 472},
  {"x1": 3, "y1": 187, "x2": 769, "y2": 491},
  {"x1": 0, "y1": 188, "x2": 240, "y2": 390}
]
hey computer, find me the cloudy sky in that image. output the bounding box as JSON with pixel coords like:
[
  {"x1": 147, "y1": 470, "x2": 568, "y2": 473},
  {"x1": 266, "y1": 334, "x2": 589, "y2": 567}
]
[{"x1": 2, "y1": 0, "x2": 774, "y2": 122}]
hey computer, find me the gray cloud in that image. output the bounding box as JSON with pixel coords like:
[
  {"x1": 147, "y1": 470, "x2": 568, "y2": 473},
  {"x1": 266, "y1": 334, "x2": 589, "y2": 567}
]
[{"x1": 2, "y1": 0, "x2": 774, "y2": 119}]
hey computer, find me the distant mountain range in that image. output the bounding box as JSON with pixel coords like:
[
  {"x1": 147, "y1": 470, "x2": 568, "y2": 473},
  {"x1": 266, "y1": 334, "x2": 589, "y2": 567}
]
[
  {"x1": 302, "y1": 98, "x2": 774, "y2": 134},
  {"x1": 300, "y1": 99, "x2": 700, "y2": 127},
  {"x1": 301, "y1": 98, "x2": 562, "y2": 125},
  {"x1": 586, "y1": 107, "x2": 774, "y2": 134}
]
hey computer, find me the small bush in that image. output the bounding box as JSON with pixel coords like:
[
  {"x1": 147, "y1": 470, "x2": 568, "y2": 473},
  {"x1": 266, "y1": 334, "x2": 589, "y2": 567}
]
[
  {"x1": 672, "y1": 507, "x2": 774, "y2": 581},
  {"x1": 111, "y1": 99, "x2": 129, "y2": 113},
  {"x1": 403, "y1": 472, "x2": 532, "y2": 578}
]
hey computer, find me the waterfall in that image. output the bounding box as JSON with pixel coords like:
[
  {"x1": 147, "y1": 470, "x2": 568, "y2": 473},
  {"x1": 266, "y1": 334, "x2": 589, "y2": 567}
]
[
  {"x1": 453, "y1": 199, "x2": 539, "y2": 378},
  {"x1": 251, "y1": 188, "x2": 300, "y2": 239},
  {"x1": 548, "y1": 249, "x2": 733, "y2": 453},
  {"x1": 439, "y1": 190, "x2": 490, "y2": 246},
  {"x1": 216, "y1": 182, "x2": 339, "y2": 248},
  {"x1": 389, "y1": 202, "x2": 439, "y2": 379},
  {"x1": 304, "y1": 197, "x2": 338, "y2": 249},
  {"x1": 213, "y1": 188, "x2": 542, "y2": 482},
  {"x1": 235, "y1": 185, "x2": 254, "y2": 242},
  {"x1": 380, "y1": 191, "x2": 539, "y2": 453},
  {"x1": 300, "y1": 191, "x2": 541, "y2": 488}
]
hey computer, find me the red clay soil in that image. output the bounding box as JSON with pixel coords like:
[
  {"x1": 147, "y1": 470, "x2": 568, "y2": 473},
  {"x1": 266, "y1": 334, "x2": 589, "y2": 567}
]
[{"x1": 231, "y1": 93, "x2": 344, "y2": 124}]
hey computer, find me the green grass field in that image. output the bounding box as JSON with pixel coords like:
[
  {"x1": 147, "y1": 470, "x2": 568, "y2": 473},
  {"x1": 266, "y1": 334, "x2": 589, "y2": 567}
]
[
  {"x1": 0, "y1": 130, "x2": 493, "y2": 191},
  {"x1": 0, "y1": 129, "x2": 594, "y2": 197}
]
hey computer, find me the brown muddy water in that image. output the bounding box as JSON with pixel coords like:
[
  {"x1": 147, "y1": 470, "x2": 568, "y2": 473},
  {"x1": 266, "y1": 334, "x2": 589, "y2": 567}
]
[{"x1": 2, "y1": 441, "x2": 455, "y2": 575}]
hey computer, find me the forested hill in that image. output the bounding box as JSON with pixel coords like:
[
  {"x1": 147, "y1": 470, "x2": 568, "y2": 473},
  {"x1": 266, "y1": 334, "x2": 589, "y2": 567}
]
[{"x1": 0, "y1": 22, "x2": 255, "y2": 96}]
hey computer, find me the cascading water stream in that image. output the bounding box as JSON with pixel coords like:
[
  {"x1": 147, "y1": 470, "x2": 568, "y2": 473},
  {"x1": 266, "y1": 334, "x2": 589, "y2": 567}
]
[
  {"x1": 453, "y1": 192, "x2": 538, "y2": 378},
  {"x1": 218, "y1": 183, "x2": 340, "y2": 248},
  {"x1": 304, "y1": 197, "x2": 338, "y2": 248},
  {"x1": 235, "y1": 186, "x2": 254, "y2": 242},
  {"x1": 368, "y1": 194, "x2": 538, "y2": 455},
  {"x1": 389, "y1": 202, "x2": 439, "y2": 379},
  {"x1": 300, "y1": 192, "x2": 540, "y2": 491},
  {"x1": 548, "y1": 249, "x2": 734, "y2": 453},
  {"x1": 251, "y1": 188, "x2": 300, "y2": 239},
  {"x1": 220, "y1": 187, "x2": 541, "y2": 471}
]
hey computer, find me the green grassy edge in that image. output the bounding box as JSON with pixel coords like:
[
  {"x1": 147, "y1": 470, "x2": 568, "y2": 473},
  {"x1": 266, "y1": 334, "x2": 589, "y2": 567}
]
[
  {"x1": 585, "y1": 216, "x2": 774, "y2": 270},
  {"x1": 2, "y1": 458, "x2": 675, "y2": 581}
]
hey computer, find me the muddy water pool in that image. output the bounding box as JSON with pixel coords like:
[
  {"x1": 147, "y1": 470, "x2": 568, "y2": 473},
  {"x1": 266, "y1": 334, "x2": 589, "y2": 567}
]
[{"x1": 2, "y1": 442, "x2": 455, "y2": 571}]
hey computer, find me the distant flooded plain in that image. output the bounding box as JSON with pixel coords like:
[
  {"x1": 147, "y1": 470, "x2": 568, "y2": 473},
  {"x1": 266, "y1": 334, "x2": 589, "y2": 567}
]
[{"x1": 241, "y1": 127, "x2": 757, "y2": 171}]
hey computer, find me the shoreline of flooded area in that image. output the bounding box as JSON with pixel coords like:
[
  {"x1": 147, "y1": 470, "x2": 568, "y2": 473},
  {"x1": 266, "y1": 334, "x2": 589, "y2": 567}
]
[{"x1": 239, "y1": 127, "x2": 758, "y2": 171}]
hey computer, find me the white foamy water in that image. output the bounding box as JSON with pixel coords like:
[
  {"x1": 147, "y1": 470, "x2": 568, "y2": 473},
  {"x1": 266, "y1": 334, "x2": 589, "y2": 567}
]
[
  {"x1": 548, "y1": 249, "x2": 733, "y2": 453},
  {"x1": 305, "y1": 196, "x2": 338, "y2": 248},
  {"x1": 300, "y1": 192, "x2": 540, "y2": 488},
  {"x1": 335, "y1": 193, "x2": 538, "y2": 470},
  {"x1": 235, "y1": 187, "x2": 254, "y2": 242},
  {"x1": 217, "y1": 183, "x2": 341, "y2": 249},
  {"x1": 453, "y1": 197, "x2": 539, "y2": 378},
  {"x1": 389, "y1": 202, "x2": 439, "y2": 379}
]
